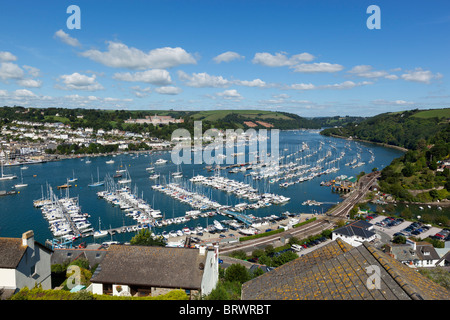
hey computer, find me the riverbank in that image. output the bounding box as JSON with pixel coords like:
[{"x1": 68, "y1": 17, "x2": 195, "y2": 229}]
[{"x1": 323, "y1": 133, "x2": 409, "y2": 152}]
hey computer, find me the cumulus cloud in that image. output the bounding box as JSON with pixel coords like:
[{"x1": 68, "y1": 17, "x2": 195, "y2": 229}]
[
  {"x1": 155, "y1": 86, "x2": 182, "y2": 95},
  {"x1": 57, "y1": 72, "x2": 104, "y2": 91},
  {"x1": 17, "y1": 79, "x2": 42, "y2": 88},
  {"x1": 80, "y1": 41, "x2": 197, "y2": 69},
  {"x1": 213, "y1": 51, "x2": 244, "y2": 63},
  {"x1": 178, "y1": 71, "x2": 271, "y2": 89},
  {"x1": 216, "y1": 89, "x2": 243, "y2": 100},
  {"x1": 291, "y1": 62, "x2": 344, "y2": 73},
  {"x1": 54, "y1": 29, "x2": 81, "y2": 47},
  {"x1": 348, "y1": 65, "x2": 397, "y2": 79},
  {"x1": 178, "y1": 70, "x2": 230, "y2": 88},
  {"x1": 252, "y1": 52, "x2": 315, "y2": 67},
  {"x1": 0, "y1": 51, "x2": 17, "y2": 62},
  {"x1": 0, "y1": 62, "x2": 25, "y2": 81},
  {"x1": 400, "y1": 68, "x2": 443, "y2": 84},
  {"x1": 113, "y1": 69, "x2": 172, "y2": 85},
  {"x1": 234, "y1": 79, "x2": 267, "y2": 87},
  {"x1": 288, "y1": 80, "x2": 372, "y2": 91}
]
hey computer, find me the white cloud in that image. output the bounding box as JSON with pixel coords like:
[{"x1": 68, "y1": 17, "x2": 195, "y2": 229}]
[
  {"x1": 0, "y1": 62, "x2": 25, "y2": 81},
  {"x1": 0, "y1": 51, "x2": 17, "y2": 62},
  {"x1": 372, "y1": 99, "x2": 415, "y2": 106},
  {"x1": 348, "y1": 65, "x2": 397, "y2": 79},
  {"x1": 289, "y1": 83, "x2": 316, "y2": 90},
  {"x1": 321, "y1": 80, "x2": 372, "y2": 90},
  {"x1": 113, "y1": 69, "x2": 172, "y2": 85},
  {"x1": 155, "y1": 86, "x2": 182, "y2": 95},
  {"x1": 234, "y1": 79, "x2": 267, "y2": 87},
  {"x1": 130, "y1": 86, "x2": 152, "y2": 98},
  {"x1": 54, "y1": 29, "x2": 81, "y2": 47},
  {"x1": 400, "y1": 68, "x2": 443, "y2": 84},
  {"x1": 57, "y1": 72, "x2": 104, "y2": 91},
  {"x1": 213, "y1": 51, "x2": 244, "y2": 63},
  {"x1": 291, "y1": 62, "x2": 344, "y2": 73},
  {"x1": 178, "y1": 71, "x2": 271, "y2": 89},
  {"x1": 14, "y1": 89, "x2": 36, "y2": 97},
  {"x1": 216, "y1": 89, "x2": 243, "y2": 100},
  {"x1": 178, "y1": 71, "x2": 230, "y2": 88},
  {"x1": 252, "y1": 52, "x2": 314, "y2": 67},
  {"x1": 80, "y1": 41, "x2": 197, "y2": 69},
  {"x1": 23, "y1": 65, "x2": 40, "y2": 77},
  {"x1": 289, "y1": 80, "x2": 372, "y2": 91},
  {"x1": 17, "y1": 79, "x2": 42, "y2": 88}
]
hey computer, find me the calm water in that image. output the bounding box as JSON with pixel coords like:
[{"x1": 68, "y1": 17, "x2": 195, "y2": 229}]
[{"x1": 0, "y1": 130, "x2": 405, "y2": 244}]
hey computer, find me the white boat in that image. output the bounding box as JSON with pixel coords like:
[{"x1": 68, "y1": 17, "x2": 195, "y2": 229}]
[
  {"x1": 93, "y1": 218, "x2": 108, "y2": 238},
  {"x1": 106, "y1": 159, "x2": 115, "y2": 164},
  {"x1": 118, "y1": 169, "x2": 132, "y2": 184},
  {"x1": 88, "y1": 168, "x2": 104, "y2": 187},
  {"x1": 213, "y1": 220, "x2": 224, "y2": 231},
  {"x1": 20, "y1": 166, "x2": 29, "y2": 170},
  {"x1": 0, "y1": 159, "x2": 17, "y2": 181},
  {"x1": 155, "y1": 159, "x2": 168, "y2": 165},
  {"x1": 149, "y1": 174, "x2": 160, "y2": 180},
  {"x1": 14, "y1": 171, "x2": 27, "y2": 188},
  {"x1": 146, "y1": 166, "x2": 155, "y2": 172},
  {"x1": 68, "y1": 170, "x2": 78, "y2": 183}
]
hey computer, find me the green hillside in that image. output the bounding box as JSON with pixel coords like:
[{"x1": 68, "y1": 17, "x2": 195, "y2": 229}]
[{"x1": 321, "y1": 108, "x2": 450, "y2": 150}]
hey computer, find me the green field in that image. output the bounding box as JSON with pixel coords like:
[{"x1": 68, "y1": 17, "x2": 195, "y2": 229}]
[
  {"x1": 189, "y1": 110, "x2": 293, "y2": 121},
  {"x1": 412, "y1": 108, "x2": 450, "y2": 119}
]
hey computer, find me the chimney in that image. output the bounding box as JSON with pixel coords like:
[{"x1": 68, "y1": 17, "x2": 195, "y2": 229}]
[{"x1": 22, "y1": 230, "x2": 34, "y2": 248}]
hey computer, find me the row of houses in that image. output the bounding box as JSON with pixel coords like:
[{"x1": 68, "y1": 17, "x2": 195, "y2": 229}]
[
  {"x1": 1, "y1": 225, "x2": 449, "y2": 300},
  {"x1": 1, "y1": 120, "x2": 171, "y2": 161},
  {"x1": 0, "y1": 230, "x2": 219, "y2": 299},
  {"x1": 331, "y1": 219, "x2": 449, "y2": 267}
]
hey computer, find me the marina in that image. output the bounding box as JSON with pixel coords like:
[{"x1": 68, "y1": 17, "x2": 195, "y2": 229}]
[{"x1": 0, "y1": 130, "x2": 406, "y2": 245}]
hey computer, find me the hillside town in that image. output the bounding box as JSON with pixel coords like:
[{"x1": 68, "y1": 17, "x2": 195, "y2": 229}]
[{"x1": 0, "y1": 119, "x2": 170, "y2": 165}]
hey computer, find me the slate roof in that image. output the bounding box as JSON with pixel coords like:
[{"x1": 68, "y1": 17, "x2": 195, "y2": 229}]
[
  {"x1": 90, "y1": 245, "x2": 207, "y2": 290},
  {"x1": 241, "y1": 239, "x2": 450, "y2": 300},
  {"x1": 0, "y1": 238, "x2": 26, "y2": 269},
  {"x1": 51, "y1": 248, "x2": 108, "y2": 267},
  {"x1": 333, "y1": 223, "x2": 376, "y2": 239}
]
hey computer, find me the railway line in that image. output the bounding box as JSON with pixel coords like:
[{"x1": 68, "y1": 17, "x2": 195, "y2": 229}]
[{"x1": 219, "y1": 171, "x2": 380, "y2": 254}]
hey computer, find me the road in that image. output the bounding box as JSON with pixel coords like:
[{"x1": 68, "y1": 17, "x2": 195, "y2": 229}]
[{"x1": 219, "y1": 171, "x2": 380, "y2": 254}]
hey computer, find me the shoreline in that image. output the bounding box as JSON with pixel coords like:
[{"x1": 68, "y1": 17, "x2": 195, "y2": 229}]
[{"x1": 323, "y1": 133, "x2": 409, "y2": 152}]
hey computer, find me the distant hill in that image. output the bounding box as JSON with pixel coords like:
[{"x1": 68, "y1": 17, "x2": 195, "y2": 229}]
[
  {"x1": 0, "y1": 106, "x2": 362, "y2": 135},
  {"x1": 321, "y1": 108, "x2": 450, "y2": 150}
]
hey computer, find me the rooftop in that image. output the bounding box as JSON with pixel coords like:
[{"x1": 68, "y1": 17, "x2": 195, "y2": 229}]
[
  {"x1": 90, "y1": 245, "x2": 208, "y2": 290},
  {"x1": 241, "y1": 239, "x2": 450, "y2": 300}
]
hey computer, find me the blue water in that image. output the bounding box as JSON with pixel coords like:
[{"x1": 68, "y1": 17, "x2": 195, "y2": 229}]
[{"x1": 0, "y1": 130, "x2": 404, "y2": 244}]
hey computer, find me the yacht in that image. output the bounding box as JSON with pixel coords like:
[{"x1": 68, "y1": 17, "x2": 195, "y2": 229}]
[
  {"x1": 155, "y1": 159, "x2": 168, "y2": 165},
  {"x1": 106, "y1": 159, "x2": 115, "y2": 164},
  {"x1": 0, "y1": 160, "x2": 17, "y2": 181},
  {"x1": 93, "y1": 218, "x2": 108, "y2": 238},
  {"x1": 149, "y1": 174, "x2": 160, "y2": 180},
  {"x1": 213, "y1": 220, "x2": 224, "y2": 231},
  {"x1": 14, "y1": 171, "x2": 28, "y2": 188}
]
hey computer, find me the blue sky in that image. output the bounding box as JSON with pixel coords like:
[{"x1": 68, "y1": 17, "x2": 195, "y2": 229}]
[{"x1": 0, "y1": 0, "x2": 449, "y2": 117}]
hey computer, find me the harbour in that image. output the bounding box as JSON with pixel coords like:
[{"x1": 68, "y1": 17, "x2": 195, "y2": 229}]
[{"x1": 0, "y1": 130, "x2": 405, "y2": 246}]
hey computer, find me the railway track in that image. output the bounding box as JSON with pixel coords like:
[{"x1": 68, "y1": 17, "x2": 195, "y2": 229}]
[{"x1": 220, "y1": 171, "x2": 380, "y2": 254}]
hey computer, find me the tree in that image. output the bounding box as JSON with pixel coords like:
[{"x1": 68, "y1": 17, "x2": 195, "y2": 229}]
[
  {"x1": 224, "y1": 264, "x2": 250, "y2": 284},
  {"x1": 129, "y1": 228, "x2": 166, "y2": 246}
]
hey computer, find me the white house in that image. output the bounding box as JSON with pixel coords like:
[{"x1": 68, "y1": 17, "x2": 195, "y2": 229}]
[
  {"x1": 332, "y1": 220, "x2": 377, "y2": 247},
  {"x1": 0, "y1": 231, "x2": 53, "y2": 299},
  {"x1": 388, "y1": 240, "x2": 445, "y2": 268}
]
